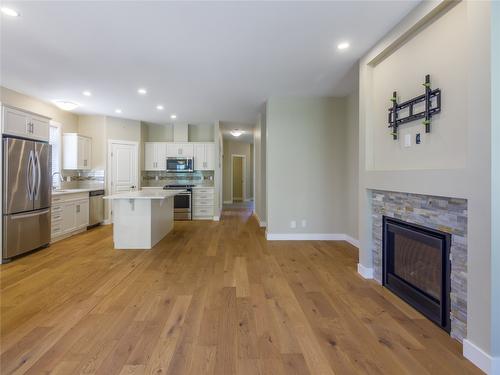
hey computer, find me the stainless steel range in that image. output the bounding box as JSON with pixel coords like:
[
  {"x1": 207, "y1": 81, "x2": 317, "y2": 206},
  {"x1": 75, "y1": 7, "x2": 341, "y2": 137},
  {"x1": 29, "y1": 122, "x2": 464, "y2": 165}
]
[{"x1": 163, "y1": 184, "x2": 193, "y2": 220}]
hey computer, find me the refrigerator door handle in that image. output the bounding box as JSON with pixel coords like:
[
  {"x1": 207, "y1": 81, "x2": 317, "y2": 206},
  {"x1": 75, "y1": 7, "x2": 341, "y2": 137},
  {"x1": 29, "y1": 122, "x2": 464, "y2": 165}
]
[
  {"x1": 34, "y1": 151, "x2": 41, "y2": 200},
  {"x1": 10, "y1": 209, "x2": 50, "y2": 220},
  {"x1": 27, "y1": 150, "x2": 34, "y2": 200}
]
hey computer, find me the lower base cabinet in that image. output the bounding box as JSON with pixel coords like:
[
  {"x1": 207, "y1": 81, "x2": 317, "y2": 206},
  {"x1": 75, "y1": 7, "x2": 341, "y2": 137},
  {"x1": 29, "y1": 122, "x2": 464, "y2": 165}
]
[
  {"x1": 52, "y1": 193, "x2": 89, "y2": 241},
  {"x1": 192, "y1": 187, "x2": 215, "y2": 220}
]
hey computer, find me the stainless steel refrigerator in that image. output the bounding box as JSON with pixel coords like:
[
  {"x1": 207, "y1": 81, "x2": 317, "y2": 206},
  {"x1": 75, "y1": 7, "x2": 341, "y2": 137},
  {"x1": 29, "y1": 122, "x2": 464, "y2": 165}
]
[{"x1": 2, "y1": 137, "x2": 51, "y2": 259}]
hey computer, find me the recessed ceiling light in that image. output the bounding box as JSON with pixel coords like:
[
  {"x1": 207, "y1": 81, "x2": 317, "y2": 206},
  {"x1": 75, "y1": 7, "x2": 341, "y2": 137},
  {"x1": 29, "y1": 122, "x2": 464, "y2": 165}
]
[
  {"x1": 156, "y1": 105, "x2": 164, "y2": 110},
  {"x1": 53, "y1": 100, "x2": 80, "y2": 111},
  {"x1": 1, "y1": 7, "x2": 20, "y2": 17},
  {"x1": 337, "y1": 42, "x2": 350, "y2": 50},
  {"x1": 230, "y1": 129, "x2": 244, "y2": 137},
  {"x1": 137, "y1": 88, "x2": 147, "y2": 95},
  {"x1": 82, "y1": 90, "x2": 92, "y2": 97},
  {"x1": 115, "y1": 109, "x2": 122, "y2": 114},
  {"x1": 170, "y1": 114, "x2": 177, "y2": 119}
]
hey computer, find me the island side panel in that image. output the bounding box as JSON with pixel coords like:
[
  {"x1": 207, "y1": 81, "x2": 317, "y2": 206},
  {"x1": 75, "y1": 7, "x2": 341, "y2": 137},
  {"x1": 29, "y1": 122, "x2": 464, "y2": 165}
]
[
  {"x1": 150, "y1": 196, "x2": 174, "y2": 247},
  {"x1": 113, "y1": 199, "x2": 153, "y2": 249}
]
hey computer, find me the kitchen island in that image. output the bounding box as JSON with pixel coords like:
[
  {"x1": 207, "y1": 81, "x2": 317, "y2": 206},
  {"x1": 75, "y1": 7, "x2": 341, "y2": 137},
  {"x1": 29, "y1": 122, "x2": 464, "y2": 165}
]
[{"x1": 103, "y1": 189, "x2": 185, "y2": 249}]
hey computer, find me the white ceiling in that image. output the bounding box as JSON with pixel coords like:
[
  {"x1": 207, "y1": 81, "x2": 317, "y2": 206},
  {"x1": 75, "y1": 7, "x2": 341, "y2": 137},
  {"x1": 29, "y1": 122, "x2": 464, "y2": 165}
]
[{"x1": 1, "y1": 1, "x2": 418, "y2": 125}]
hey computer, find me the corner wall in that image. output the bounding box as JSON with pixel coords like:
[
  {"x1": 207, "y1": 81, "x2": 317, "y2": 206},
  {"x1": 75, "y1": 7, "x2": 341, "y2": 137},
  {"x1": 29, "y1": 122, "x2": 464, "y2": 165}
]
[
  {"x1": 358, "y1": 1, "x2": 494, "y2": 371},
  {"x1": 266, "y1": 97, "x2": 351, "y2": 237},
  {"x1": 491, "y1": 0, "x2": 500, "y2": 366},
  {"x1": 253, "y1": 110, "x2": 267, "y2": 226}
]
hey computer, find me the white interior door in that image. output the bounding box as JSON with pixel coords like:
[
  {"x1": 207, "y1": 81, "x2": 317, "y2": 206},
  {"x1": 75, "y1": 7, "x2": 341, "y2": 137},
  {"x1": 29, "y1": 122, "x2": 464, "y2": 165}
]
[{"x1": 110, "y1": 141, "x2": 138, "y2": 194}]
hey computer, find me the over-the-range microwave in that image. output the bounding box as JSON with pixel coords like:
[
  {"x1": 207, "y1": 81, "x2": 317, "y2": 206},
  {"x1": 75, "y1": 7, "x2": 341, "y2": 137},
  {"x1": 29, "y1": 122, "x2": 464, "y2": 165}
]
[{"x1": 166, "y1": 157, "x2": 194, "y2": 172}]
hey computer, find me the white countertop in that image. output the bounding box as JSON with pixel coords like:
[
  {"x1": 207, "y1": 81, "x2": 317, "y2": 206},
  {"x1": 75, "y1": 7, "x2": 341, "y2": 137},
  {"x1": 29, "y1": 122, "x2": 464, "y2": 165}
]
[
  {"x1": 103, "y1": 189, "x2": 186, "y2": 200},
  {"x1": 52, "y1": 188, "x2": 103, "y2": 196}
]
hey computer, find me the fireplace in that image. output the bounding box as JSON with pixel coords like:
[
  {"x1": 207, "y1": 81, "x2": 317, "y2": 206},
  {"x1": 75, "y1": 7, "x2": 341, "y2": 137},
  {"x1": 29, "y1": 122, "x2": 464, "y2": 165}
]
[{"x1": 383, "y1": 216, "x2": 451, "y2": 332}]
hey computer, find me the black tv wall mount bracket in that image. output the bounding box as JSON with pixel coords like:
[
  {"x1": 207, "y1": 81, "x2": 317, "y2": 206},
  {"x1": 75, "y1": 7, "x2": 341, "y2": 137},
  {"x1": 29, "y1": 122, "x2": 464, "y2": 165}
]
[{"x1": 387, "y1": 74, "x2": 441, "y2": 140}]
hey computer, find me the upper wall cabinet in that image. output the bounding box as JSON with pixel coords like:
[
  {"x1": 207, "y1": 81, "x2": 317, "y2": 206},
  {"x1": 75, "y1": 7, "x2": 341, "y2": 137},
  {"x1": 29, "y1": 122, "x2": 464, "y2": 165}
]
[
  {"x1": 2, "y1": 105, "x2": 50, "y2": 142},
  {"x1": 63, "y1": 133, "x2": 92, "y2": 170},
  {"x1": 144, "y1": 142, "x2": 167, "y2": 171},
  {"x1": 166, "y1": 143, "x2": 194, "y2": 158},
  {"x1": 194, "y1": 143, "x2": 215, "y2": 170}
]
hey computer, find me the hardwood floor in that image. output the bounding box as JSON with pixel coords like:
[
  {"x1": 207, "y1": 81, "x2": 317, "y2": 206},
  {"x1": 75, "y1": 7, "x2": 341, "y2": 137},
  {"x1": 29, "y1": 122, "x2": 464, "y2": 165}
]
[{"x1": 0, "y1": 205, "x2": 481, "y2": 375}]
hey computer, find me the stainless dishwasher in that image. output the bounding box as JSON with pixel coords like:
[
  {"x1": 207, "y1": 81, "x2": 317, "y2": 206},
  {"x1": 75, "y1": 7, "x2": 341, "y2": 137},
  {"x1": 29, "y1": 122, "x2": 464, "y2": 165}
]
[{"x1": 88, "y1": 190, "x2": 105, "y2": 227}]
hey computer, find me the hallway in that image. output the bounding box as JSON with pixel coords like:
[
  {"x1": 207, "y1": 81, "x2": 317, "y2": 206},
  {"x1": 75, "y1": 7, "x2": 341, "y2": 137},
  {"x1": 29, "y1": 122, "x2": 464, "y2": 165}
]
[{"x1": 0, "y1": 205, "x2": 480, "y2": 374}]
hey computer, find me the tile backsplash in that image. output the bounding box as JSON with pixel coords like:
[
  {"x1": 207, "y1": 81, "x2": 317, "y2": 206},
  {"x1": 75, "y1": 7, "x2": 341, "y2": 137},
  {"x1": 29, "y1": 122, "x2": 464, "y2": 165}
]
[
  {"x1": 60, "y1": 170, "x2": 105, "y2": 189},
  {"x1": 57, "y1": 169, "x2": 214, "y2": 189},
  {"x1": 142, "y1": 170, "x2": 214, "y2": 187}
]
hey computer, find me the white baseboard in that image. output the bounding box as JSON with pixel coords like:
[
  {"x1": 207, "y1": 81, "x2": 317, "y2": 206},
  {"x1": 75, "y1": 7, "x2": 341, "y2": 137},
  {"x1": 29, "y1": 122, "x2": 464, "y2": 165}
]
[
  {"x1": 213, "y1": 216, "x2": 220, "y2": 221},
  {"x1": 265, "y1": 232, "x2": 359, "y2": 246},
  {"x1": 103, "y1": 219, "x2": 112, "y2": 225},
  {"x1": 463, "y1": 339, "x2": 500, "y2": 374},
  {"x1": 344, "y1": 235, "x2": 360, "y2": 248},
  {"x1": 266, "y1": 233, "x2": 346, "y2": 241},
  {"x1": 253, "y1": 212, "x2": 267, "y2": 228},
  {"x1": 357, "y1": 263, "x2": 374, "y2": 279}
]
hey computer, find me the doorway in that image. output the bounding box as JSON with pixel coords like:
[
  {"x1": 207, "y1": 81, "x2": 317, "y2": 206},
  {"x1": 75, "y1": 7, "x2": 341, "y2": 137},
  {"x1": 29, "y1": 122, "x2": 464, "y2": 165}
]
[
  {"x1": 107, "y1": 140, "x2": 139, "y2": 221},
  {"x1": 231, "y1": 155, "x2": 246, "y2": 202}
]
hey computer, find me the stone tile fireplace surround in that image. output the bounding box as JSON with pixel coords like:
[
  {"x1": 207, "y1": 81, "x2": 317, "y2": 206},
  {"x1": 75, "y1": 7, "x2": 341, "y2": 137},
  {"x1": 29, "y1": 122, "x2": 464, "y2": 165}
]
[{"x1": 370, "y1": 190, "x2": 467, "y2": 342}]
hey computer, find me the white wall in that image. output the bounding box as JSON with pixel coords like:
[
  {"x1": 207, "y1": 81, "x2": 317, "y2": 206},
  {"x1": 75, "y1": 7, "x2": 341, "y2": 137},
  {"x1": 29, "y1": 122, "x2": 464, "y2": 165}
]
[
  {"x1": 143, "y1": 122, "x2": 173, "y2": 142},
  {"x1": 358, "y1": 0, "x2": 494, "y2": 367},
  {"x1": 266, "y1": 97, "x2": 349, "y2": 236},
  {"x1": 370, "y1": 3, "x2": 467, "y2": 171},
  {"x1": 491, "y1": 0, "x2": 500, "y2": 361},
  {"x1": 78, "y1": 115, "x2": 106, "y2": 170},
  {"x1": 253, "y1": 110, "x2": 267, "y2": 225},
  {"x1": 345, "y1": 89, "x2": 359, "y2": 240},
  {"x1": 0, "y1": 86, "x2": 78, "y2": 133},
  {"x1": 222, "y1": 139, "x2": 253, "y2": 202}
]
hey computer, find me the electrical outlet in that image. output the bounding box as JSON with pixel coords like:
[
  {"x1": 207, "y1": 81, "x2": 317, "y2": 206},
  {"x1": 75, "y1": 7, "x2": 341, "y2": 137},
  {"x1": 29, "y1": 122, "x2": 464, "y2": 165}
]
[
  {"x1": 404, "y1": 133, "x2": 412, "y2": 148},
  {"x1": 301, "y1": 220, "x2": 307, "y2": 228},
  {"x1": 290, "y1": 220, "x2": 296, "y2": 229},
  {"x1": 155, "y1": 175, "x2": 159, "y2": 181}
]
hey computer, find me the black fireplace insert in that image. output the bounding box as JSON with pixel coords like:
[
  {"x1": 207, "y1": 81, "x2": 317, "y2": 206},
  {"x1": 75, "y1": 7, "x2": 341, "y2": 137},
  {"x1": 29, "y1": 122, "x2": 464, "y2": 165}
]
[{"x1": 383, "y1": 216, "x2": 451, "y2": 332}]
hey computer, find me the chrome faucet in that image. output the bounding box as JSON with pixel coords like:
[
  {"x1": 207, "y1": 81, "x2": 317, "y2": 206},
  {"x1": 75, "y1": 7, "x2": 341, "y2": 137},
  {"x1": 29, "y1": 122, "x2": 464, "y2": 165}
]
[{"x1": 51, "y1": 172, "x2": 64, "y2": 190}]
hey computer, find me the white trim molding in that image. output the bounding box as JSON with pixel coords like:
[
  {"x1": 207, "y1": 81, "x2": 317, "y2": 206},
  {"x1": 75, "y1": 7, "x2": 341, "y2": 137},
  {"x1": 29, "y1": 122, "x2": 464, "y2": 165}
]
[
  {"x1": 253, "y1": 212, "x2": 267, "y2": 228},
  {"x1": 223, "y1": 200, "x2": 233, "y2": 204},
  {"x1": 357, "y1": 263, "x2": 374, "y2": 279},
  {"x1": 463, "y1": 339, "x2": 500, "y2": 375},
  {"x1": 265, "y1": 233, "x2": 359, "y2": 244},
  {"x1": 213, "y1": 216, "x2": 220, "y2": 221}
]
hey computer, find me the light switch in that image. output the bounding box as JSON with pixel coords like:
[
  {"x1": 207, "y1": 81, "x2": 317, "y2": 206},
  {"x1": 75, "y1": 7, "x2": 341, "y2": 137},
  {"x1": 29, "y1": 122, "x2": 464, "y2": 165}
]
[{"x1": 404, "y1": 133, "x2": 412, "y2": 148}]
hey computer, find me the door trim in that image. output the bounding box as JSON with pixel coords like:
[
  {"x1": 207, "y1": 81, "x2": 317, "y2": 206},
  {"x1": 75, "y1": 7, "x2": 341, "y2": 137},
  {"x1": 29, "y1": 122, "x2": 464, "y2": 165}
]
[
  {"x1": 107, "y1": 140, "x2": 139, "y2": 222},
  {"x1": 230, "y1": 154, "x2": 246, "y2": 203}
]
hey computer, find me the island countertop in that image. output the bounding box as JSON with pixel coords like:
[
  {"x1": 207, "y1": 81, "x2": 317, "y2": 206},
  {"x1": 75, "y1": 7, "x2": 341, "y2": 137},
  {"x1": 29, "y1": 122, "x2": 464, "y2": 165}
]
[{"x1": 103, "y1": 189, "x2": 185, "y2": 200}]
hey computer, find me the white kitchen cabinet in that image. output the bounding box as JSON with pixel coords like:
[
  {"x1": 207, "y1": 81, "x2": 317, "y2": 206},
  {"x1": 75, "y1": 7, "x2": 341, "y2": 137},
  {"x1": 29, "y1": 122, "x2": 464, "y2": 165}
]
[
  {"x1": 75, "y1": 199, "x2": 89, "y2": 229},
  {"x1": 192, "y1": 187, "x2": 215, "y2": 219},
  {"x1": 63, "y1": 133, "x2": 92, "y2": 170},
  {"x1": 60, "y1": 201, "x2": 77, "y2": 234},
  {"x1": 2, "y1": 105, "x2": 50, "y2": 141},
  {"x1": 51, "y1": 192, "x2": 89, "y2": 242},
  {"x1": 166, "y1": 143, "x2": 194, "y2": 158},
  {"x1": 194, "y1": 143, "x2": 215, "y2": 171},
  {"x1": 144, "y1": 142, "x2": 167, "y2": 170}
]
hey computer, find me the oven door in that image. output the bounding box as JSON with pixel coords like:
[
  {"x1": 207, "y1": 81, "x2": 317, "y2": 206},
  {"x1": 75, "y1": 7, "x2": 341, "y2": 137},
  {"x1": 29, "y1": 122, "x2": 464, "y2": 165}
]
[{"x1": 166, "y1": 158, "x2": 193, "y2": 172}]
